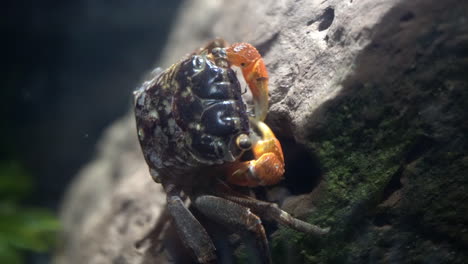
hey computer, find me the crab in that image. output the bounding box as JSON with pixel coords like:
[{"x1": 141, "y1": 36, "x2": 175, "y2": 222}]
[{"x1": 134, "y1": 39, "x2": 329, "y2": 263}]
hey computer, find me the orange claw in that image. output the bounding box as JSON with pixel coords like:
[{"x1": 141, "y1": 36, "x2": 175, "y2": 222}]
[
  {"x1": 226, "y1": 43, "x2": 269, "y2": 121},
  {"x1": 226, "y1": 120, "x2": 285, "y2": 187}
]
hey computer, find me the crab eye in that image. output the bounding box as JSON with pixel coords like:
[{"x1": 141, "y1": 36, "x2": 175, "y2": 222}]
[
  {"x1": 192, "y1": 56, "x2": 206, "y2": 71},
  {"x1": 236, "y1": 133, "x2": 252, "y2": 150},
  {"x1": 211, "y1": 47, "x2": 227, "y2": 57}
]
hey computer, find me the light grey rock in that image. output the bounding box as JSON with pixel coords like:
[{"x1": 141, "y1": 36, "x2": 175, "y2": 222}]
[{"x1": 56, "y1": 113, "x2": 167, "y2": 263}]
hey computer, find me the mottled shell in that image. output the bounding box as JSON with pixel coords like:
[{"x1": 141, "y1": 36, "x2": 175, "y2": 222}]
[{"x1": 134, "y1": 54, "x2": 250, "y2": 181}]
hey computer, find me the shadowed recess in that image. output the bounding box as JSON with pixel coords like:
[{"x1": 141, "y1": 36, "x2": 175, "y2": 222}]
[{"x1": 278, "y1": 137, "x2": 322, "y2": 195}]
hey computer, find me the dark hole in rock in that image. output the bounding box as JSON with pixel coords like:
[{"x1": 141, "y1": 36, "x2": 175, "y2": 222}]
[
  {"x1": 278, "y1": 137, "x2": 323, "y2": 195},
  {"x1": 405, "y1": 135, "x2": 435, "y2": 163},
  {"x1": 373, "y1": 212, "x2": 393, "y2": 227},
  {"x1": 248, "y1": 136, "x2": 323, "y2": 210},
  {"x1": 306, "y1": 19, "x2": 316, "y2": 26},
  {"x1": 381, "y1": 167, "x2": 403, "y2": 202},
  {"x1": 400, "y1": 11, "x2": 415, "y2": 22},
  {"x1": 318, "y1": 7, "x2": 335, "y2": 31},
  {"x1": 332, "y1": 27, "x2": 345, "y2": 42}
]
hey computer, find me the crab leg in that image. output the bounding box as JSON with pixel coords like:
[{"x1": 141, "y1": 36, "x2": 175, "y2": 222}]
[
  {"x1": 213, "y1": 180, "x2": 330, "y2": 236},
  {"x1": 193, "y1": 195, "x2": 272, "y2": 264},
  {"x1": 226, "y1": 120, "x2": 285, "y2": 187},
  {"x1": 223, "y1": 195, "x2": 329, "y2": 235},
  {"x1": 163, "y1": 183, "x2": 216, "y2": 263},
  {"x1": 226, "y1": 43, "x2": 269, "y2": 121}
]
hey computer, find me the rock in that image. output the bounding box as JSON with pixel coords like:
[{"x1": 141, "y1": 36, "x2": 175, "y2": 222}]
[
  {"x1": 57, "y1": 0, "x2": 468, "y2": 263},
  {"x1": 56, "y1": 113, "x2": 166, "y2": 263}
]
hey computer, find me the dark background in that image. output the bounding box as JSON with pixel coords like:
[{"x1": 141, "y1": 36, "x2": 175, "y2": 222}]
[{"x1": 1, "y1": 0, "x2": 183, "y2": 210}]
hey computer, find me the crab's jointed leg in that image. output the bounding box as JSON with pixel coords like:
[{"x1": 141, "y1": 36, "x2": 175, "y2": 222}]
[
  {"x1": 226, "y1": 120, "x2": 285, "y2": 187},
  {"x1": 163, "y1": 183, "x2": 216, "y2": 263},
  {"x1": 226, "y1": 43, "x2": 269, "y2": 121},
  {"x1": 193, "y1": 195, "x2": 272, "y2": 264}
]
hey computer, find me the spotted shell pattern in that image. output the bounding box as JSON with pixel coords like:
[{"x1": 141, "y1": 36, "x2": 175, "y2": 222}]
[{"x1": 134, "y1": 54, "x2": 250, "y2": 180}]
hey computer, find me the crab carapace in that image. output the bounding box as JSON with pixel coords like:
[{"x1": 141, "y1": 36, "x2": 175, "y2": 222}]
[{"x1": 134, "y1": 38, "x2": 329, "y2": 264}]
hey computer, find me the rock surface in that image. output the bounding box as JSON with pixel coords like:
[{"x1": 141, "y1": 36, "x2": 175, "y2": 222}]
[{"x1": 57, "y1": 0, "x2": 468, "y2": 263}]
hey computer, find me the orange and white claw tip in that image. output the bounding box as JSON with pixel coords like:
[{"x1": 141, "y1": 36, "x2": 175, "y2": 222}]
[
  {"x1": 226, "y1": 120, "x2": 285, "y2": 187},
  {"x1": 248, "y1": 152, "x2": 284, "y2": 186},
  {"x1": 226, "y1": 43, "x2": 269, "y2": 121}
]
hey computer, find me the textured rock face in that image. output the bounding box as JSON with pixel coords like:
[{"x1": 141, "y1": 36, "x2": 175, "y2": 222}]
[{"x1": 57, "y1": 0, "x2": 468, "y2": 263}]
